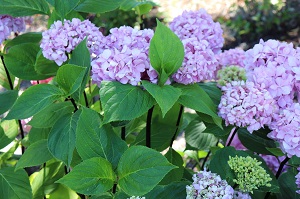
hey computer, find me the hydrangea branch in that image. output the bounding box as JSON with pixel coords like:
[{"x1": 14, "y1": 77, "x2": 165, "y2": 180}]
[
  {"x1": 146, "y1": 106, "x2": 154, "y2": 148},
  {"x1": 169, "y1": 105, "x2": 184, "y2": 147}
]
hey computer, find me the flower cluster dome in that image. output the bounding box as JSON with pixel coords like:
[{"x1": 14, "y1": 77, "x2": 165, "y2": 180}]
[{"x1": 0, "y1": 15, "x2": 26, "y2": 43}]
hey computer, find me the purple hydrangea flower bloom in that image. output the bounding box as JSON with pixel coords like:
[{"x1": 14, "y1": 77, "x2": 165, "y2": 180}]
[
  {"x1": 169, "y1": 9, "x2": 224, "y2": 54},
  {"x1": 269, "y1": 103, "x2": 300, "y2": 157},
  {"x1": 296, "y1": 167, "x2": 300, "y2": 194},
  {"x1": 233, "y1": 191, "x2": 252, "y2": 199},
  {"x1": 172, "y1": 37, "x2": 218, "y2": 84},
  {"x1": 186, "y1": 169, "x2": 234, "y2": 199},
  {"x1": 40, "y1": 18, "x2": 105, "y2": 66},
  {"x1": 0, "y1": 15, "x2": 25, "y2": 43},
  {"x1": 218, "y1": 81, "x2": 279, "y2": 132},
  {"x1": 216, "y1": 48, "x2": 246, "y2": 68},
  {"x1": 91, "y1": 26, "x2": 158, "y2": 86}
]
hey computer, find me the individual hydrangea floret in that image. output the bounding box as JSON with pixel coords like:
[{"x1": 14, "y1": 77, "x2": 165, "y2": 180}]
[
  {"x1": 91, "y1": 26, "x2": 158, "y2": 86},
  {"x1": 218, "y1": 81, "x2": 278, "y2": 132},
  {"x1": 169, "y1": 9, "x2": 224, "y2": 53},
  {"x1": 0, "y1": 15, "x2": 26, "y2": 43},
  {"x1": 127, "y1": 197, "x2": 145, "y2": 199},
  {"x1": 228, "y1": 155, "x2": 272, "y2": 193},
  {"x1": 172, "y1": 37, "x2": 218, "y2": 84},
  {"x1": 296, "y1": 167, "x2": 300, "y2": 194},
  {"x1": 186, "y1": 169, "x2": 234, "y2": 199},
  {"x1": 268, "y1": 103, "x2": 300, "y2": 157},
  {"x1": 216, "y1": 48, "x2": 246, "y2": 68},
  {"x1": 40, "y1": 18, "x2": 105, "y2": 66},
  {"x1": 233, "y1": 191, "x2": 252, "y2": 199},
  {"x1": 217, "y1": 65, "x2": 247, "y2": 86},
  {"x1": 244, "y1": 39, "x2": 300, "y2": 108}
]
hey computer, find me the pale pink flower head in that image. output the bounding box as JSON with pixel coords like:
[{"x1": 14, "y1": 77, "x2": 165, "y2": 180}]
[
  {"x1": 217, "y1": 48, "x2": 246, "y2": 68},
  {"x1": 172, "y1": 37, "x2": 218, "y2": 84},
  {"x1": 91, "y1": 26, "x2": 158, "y2": 86},
  {"x1": 40, "y1": 18, "x2": 105, "y2": 66},
  {"x1": 268, "y1": 103, "x2": 300, "y2": 158},
  {"x1": 0, "y1": 15, "x2": 26, "y2": 43},
  {"x1": 169, "y1": 9, "x2": 224, "y2": 54},
  {"x1": 218, "y1": 81, "x2": 279, "y2": 132}
]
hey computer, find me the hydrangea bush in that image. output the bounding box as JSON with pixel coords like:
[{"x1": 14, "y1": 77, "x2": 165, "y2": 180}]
[{"x1": 0, "y1": 1, "x2": 300, "y2": 199}]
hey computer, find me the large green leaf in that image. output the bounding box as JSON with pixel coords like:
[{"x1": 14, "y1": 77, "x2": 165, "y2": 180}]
[
  {"x1": 0, "y1": 120, "x2": 18, "y2": 149},
  {"x1": 198, "y1": 82, "x2": 222, "y2": 106},
  {"x1": 57, "y1": 157, "x2": 116, "y2": 195},
  {"x1": 117, "y1": 146, "x2": 177, "y2": 196},
  {"x1": 54, "y1": 0, "x2": 80, "y2": 19},
  {"x1": 0, "y1": 167, "x2": 32, "y2": 199},
  {"x1": 142, "y1": 80, "x2": 181, "y2": 117},
  {"x1": 4, "y1": 32, "x2": 42, "y2": 52},
  {"x1": 185, "y1": 118, "x2": 218, "y2": 150},
  {"x1": 5, "y1": 84, "x2": 64, "y2": 120},
  {"x1": 0, "y1": 90, "x2": 18, "y2": 115},
  {"x1": 277, "y1": 169, "x2": 299, "y2": 199},
  {"x1": 0, "y1": 0, "x2": 50, "y2": 16},
  {"x1": 35, "y1": 50, "x2": 59, "y2": 76},
  {"x1": 120, "y1": 0, "x2": 156, "y2": 14},
  {"x1": 76, "y1": 107, "x2": 127, "y2": 169},
  {"x1": 16, "y1": 140, "x2": 53, "y2": 170},
  {"x1": 28, "y1": 127, "x2": 51, "y2": 144},
  {"x1": 56, "y1": 64, "x2": 86, "y2": 95},
  {"x1": 48, "y1": 111, "x2": 80, "y2": 167},
  {"x1": 174, "y1": 83, "x2": 222, "y2": 128},
  {"x1": 48, "y1": 184, "x2": 80, "y2": 199},
  {"x1": 145, "y1": 181, "x2": 189, "y2": 199},
  {"x1": 202, "y1": 122, "x2": 233, "y2": 138},
  {"x1": 100, "y1": 81, "x2": 155, "y2": 124},
  {"x1": 74, "y1": 0, "x2": 124, "y2": 13},
  {"x1": 0, "y1": 141, "x2": 18, "y2": 165},
  {"x1": 28, "y1": 102, "x2": 74, "y2": 128},
  {"x1": 4, "y1": 43, "x2": 54, "y2": 80},
  {"x1": 149, "y1": 20, "x2": 184, "y2": 85}
]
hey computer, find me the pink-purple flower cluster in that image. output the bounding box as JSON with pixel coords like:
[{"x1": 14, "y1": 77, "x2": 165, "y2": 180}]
[
  {"x1": 0, "y1": 15, "x2": 25, "y2": 43},
  {"x1": 233, "y1": 191, "x2": 252, "y2": 199},
  {"x1": 186, "y1": 169, "x2": 234, "y2": 199},
  {"x1": 40, "y1": 18, "x2": 105, "y2": 66},
  {"x1": 169, "y1": 9, "x2": 224, "y2": 54},
  {"x1": 172, "y1": 38, "x2": 218, "y2": 84},
  {"x1": 218, "y1": 81, "x2": 278, "y2": 132},
  {"x1": 244, "y1": 39, "x2": 300, "y2": 108},
  {"x1": 91, "y1": 26, "x2": 158, "y2": 86},
  {"x1": 217, "y1": 48, "x2": 246, "y2": 68},
  {"x1": 268, "y1": 103, "x2": 300, "y2": 157},
  {"x1": 296, "y1": 167, "x2": 300, "y2": 194}
]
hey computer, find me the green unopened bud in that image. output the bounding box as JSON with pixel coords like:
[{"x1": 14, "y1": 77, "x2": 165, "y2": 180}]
[
  {"x1": 228, "y1": 155, "x2": 272, "y2": 193},
  {"x1": 217, "y1": 65, "x2": 247, "y2": 86}
]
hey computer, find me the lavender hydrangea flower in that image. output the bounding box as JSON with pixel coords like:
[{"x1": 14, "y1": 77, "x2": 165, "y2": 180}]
[
  {"x1": 218, "y1": 81, "x2": 278, "y2": 132},
  {"x1": 169, "y1": 9, "x2": 224, "y2": 54},
  {"x1": 244, "y1": 39, "x2": 300, "y2": 108},
  {"x1": 233, "y1": 191, "x2": 252, "y2": 199},
  {"x1": 40, "y1": 18, "x2": 105, "y2": 66},
  {"x1": 91, "y1": 26, "x2": 158, "y2": 86},
  {"x1": 268, "y1": 103, "x2": 300, "y2": 157},
  {"x1": 217, "y1": 48, "x2": 246, "y2": 68},
  {"x1": 0, "y1": 15, "x2": 25, "y2": 43},
  {"x1": 186, "y1": 169, "x2": 234, "y2": 199},
  {"x1": 172, "y1": 38, "x2": 218, "y2": 84},
  {"x1": 296, "y1": 167, "x2": 300, "y2": 194}
]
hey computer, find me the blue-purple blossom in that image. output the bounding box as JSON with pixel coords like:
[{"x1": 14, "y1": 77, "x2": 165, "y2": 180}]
[
  {"x1": 0, "y1": 15, "x2": 25, "y2": 43},
  {"x1": 217, "y1": 48, "x2": 246, "y2": 68}
]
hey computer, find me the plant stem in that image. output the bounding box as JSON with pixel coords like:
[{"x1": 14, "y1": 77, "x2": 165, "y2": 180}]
[
  {"x1": 112, "y1": 183, "x2": 117, "y2": 194},
  {"x1": 226, "y1": 127, "x2": 239, "y2": 146},
  {"x1": 83, "y1": 90, "x2": 89, "y2": 108},
  {"x1": 1, "y1": 55, "x2": 25, "y2": 154},
  {"x1": 169, "y1": 105, "x2": 184, "y2": 147},
  {"x1": 121, "y1": 126, "x2": 126, "y2": 141},
  {"x1": 146, "y1": 106, "x2": 154, "y2": 148},
  {"x1": 200, "y1": 141, "x2": 219, "y2": 170},
  {"x1": 70, "y1": 98, "x2": 78, "y2": 112}
]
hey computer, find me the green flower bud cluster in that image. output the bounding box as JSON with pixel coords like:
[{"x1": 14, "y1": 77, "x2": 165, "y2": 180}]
[
  {"x1": 217, "y1": 65, "x2": 247, "y2": 86},
  {"x1": 228, "y1": 155, "x2": 272, "y2": 193},
  {"x1": 128, "y1": 197, "x2": 145, "y2": 199}
]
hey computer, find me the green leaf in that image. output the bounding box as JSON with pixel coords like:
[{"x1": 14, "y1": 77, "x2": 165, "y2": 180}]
[
  {"x1": 75, "y1": 0, "x2": 124, "y2": 13},
  {"x1": 202, "y1": 122, "x2": 233, "y2": 138},
  {"x1": 0, "y1": 90, "x2": 18, "y2": 115},
  {"x1": 174, "y1": 83, "x2": 222, "y2": 128},
  {"x1": 56, "y1": 64, "x2": 86, "y2": 95},
  {"x1": 198, "y1": 82, "x2": 222, "y2": 106},
  {"x1": 100, "y1": 81, "x2": 155, "y2": 124},
  {"x1": 266, "y1": 147, "x2": 285, "y2": 157},
  {"x1": 0, "y1": 141, "x2": 18, "y2": 164},
  {"x1": 120, "y1": 0, "x2": 156, "y2": 14},
  {"x1": 0, "y1": 0, "x2": 50, "y2": 16},
  {"x1": 145, "y1": 181, "x2": 190, "y2": 199},
  {"x1": 0, "y1": 167, "x2": 32, "y2": 199},
  {"x1": 28, "y1": 102, "x2": 74, "y2": 128},
  {"x1": 0, "y1": 120, "x2": 18, "y2": 149},
  {"x1": 5, "y1": 84, "x2": 64, "y2": 120},
  {"x1": 54, "y1": 0, "x2": 80, "y2": 19},
  {"x1": 57, "y1": 157, "x2": 116, "y2": 195},
  {"x1": 185, "y1": 118, "x2": 218, "y2": 150},
  {"x1": 4, "y1": 43, "x2": 53, "y2": 80},
  {"x1": 238, "y1": 128, "x2": 277, "y2": 155},
  {"x1": 0, "y1": 58, "x2": 15, "y2": 89},
  {"x1": 48, "y1": 111, "x2": 80, "y2": 167},
  {"x1": 48, "y1": 184, "x2": 80, "y2": 199},
  {"x1": 117, "y1": 146, "x2": 177, "y2": 196},
  {"x1": 35, "y1": 50, "x2": 59, "y2": 76},
  {"x1": 160, "y1": 148, "x2": 184, "y2": 185},
  {"x1": 277, "y1": 169, "x2": 299, "y2": 199},
  {"x1": 76, "y1": 107, "x2": 127, "y2": 169},
  {"x1": 16, "y1": 140, "x2": 53, "y2": 170},
  {"x1": 48, "y1": 10, "x2": 84, "y2": 28},
  {"x1": 28, "y1": 127, "x2": 51, "y2": 144},
  {"x1": 142, "y1": 80, "x2": 181, "y2": 117},
  {"x1": 149, "y1": 20, "x2": 184, "y2": 85},
  {"x1": 4, "y1": 32, "x2": 42, "y2": 52},
  {"x1": 31, "y1": 161, "x2": 65, "y2": 199}
]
